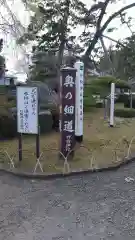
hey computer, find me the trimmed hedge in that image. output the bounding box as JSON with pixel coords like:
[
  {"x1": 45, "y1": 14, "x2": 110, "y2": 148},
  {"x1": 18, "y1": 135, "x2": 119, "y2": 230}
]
[
  {"x1": 84, "y1": 83, "x2": 106, "y2": 96},
  {"x1": 114, "y1": 108, "x2": 135, "y2": 118},
  {"x1": 0, "y1": 114, "x2": 17, "y2": 139},
  {"x1": 13, "y1": 110, "x2": 53, "y2": 135},
  {"x1": 84, "y1": 95, "x2": 96, "y2": 112},
  {"x1": 0, "y1": 110, "x2": 53, "y2": 139},
  {"x1": 39, "y1": 111, "x2": 53, "y2": 134},
  {"x1": 95, "y1": 102, "x2": 103, "y2": 108},
  {"x1": 84, "y1": 77, "x2": 130, "y2": 112},
  {"x1": 91, "y1": 76, "x2": 130, "y2": 89},
  {"x1": 124, "y1": 97, "x2": 135, "y2": 109},
  {"x1": 116, "y1": 94, "x2": 129, "y2": 104}
]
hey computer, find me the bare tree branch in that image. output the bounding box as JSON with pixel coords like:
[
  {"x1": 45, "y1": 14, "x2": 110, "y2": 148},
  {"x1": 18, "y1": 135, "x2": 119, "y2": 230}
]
[
  {"x1": 88, "y1": 1, "x2": 108, "y2": 16},
  {"x1": 0, "y1": 0, "x2": 25, "y2": 36},
  {"x1": 97, "y1": 0, "x2": 110, "y2": 30},
  {"x1": 101, "y1": 3, "x2": 135, "y2": 32},
  {"x1": 100, "y1": 36, "x2": 115, "y2": 75},
  {"x1": 84, "y1": 2, "x2": 135, "y2": 66},
  {"x1": 102, "y1": 34, "x2": 127, "y2": 48}
]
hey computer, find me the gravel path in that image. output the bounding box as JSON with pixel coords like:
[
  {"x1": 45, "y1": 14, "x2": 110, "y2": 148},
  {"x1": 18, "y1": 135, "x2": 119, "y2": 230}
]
[{"x1": 1, "y1": 162, "x2": 135, "y2": 240}]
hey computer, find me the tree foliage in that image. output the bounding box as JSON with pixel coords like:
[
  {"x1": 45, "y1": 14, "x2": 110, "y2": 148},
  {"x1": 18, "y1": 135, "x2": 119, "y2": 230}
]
[
  {"x1": 21, "y1": 1, "x2": 135, "y2": 52},
  {"x1": 85, "y1": 76, "x2": 130, "y2": 100},
  {"x1": 0, "y1": 39, "x2": 6, "y2": 78},
  {"x1": 29, "y1": 50, "x2": 59, "y2": 89},
  {"x1": 22, "y1": 0, "x2": 86, "y2": 87},
  {"x1": 80, "y1": 1, "x2": 135, "y2": 67},
  {"x1": 116, "y1": 34, "x2": 135, "y2": 80},
  {"x1": 84, "y1": 75, "x2": 130, "y2": 111},
  {"x1": 20, "y1": 0, "x2": 86, "y2": 60},
  {"x1": 99, "y1": 34, "x2": 135, "y2": 81},
  {"x1": 19, "y1": 0, "x2": 135, "y2": 86}
]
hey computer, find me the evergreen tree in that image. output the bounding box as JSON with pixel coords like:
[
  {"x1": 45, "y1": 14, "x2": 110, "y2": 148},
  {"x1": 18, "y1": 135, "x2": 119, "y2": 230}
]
[
  {"x1": 20, "y1": 0, "x2": 135, "y2": 83},
  {"x1": 99, "y1": 34, "x2": 135, "y2": 81},
  {"x1": 20, "y1": 0, "x2": 86, "y2": 89},
  {"x1": 0, "y1": 39, "x2": 5, "y2": 78},
  {"x1": 21, "y1": 0, "x2": 86, "y2": 63}
]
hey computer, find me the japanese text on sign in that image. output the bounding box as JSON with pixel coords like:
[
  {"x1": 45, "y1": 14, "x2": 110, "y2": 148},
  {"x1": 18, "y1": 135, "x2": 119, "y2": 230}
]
[
  {"x1": 75, "y1": 61, "x2": 84, "y2": 136},
  {"x1": 63, "y1": 120, "x2": 74, "y2": 132},
  {"x1": 17, "y1": 86, "x2": 38, "y2": 134},
  {"x1": 65, "y1": 135, "x2": 71, "y2": 152},
  {"x1": 24, "y1": 91, "x2": 29, "y2": 132},
  {"x1": 60, "y1": 68, "x2": 76, "y2": 158},
  {"x1": 64, "y1": 75, "x2": 74, "y2": 87}
]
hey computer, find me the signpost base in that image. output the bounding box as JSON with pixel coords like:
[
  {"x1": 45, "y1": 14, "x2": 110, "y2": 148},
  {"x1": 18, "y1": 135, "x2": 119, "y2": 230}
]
[
  {"x1": 18, "y1": 133, "x2": 22, "y2": 161},
  {"x1": 110, "y1": 125, "x2": 114, "y2": 127},
  {"x1": 33, "y1": 152, "x2": 43, "y2": 173},
  {"x1": 34, "y1": 127, "x2": 43, "y2": 173},
  {"x1": 59, "y1": 151, "x2": 71, "y2": 174},
  {"x1": 36, "y1": 132, "x2": 40, "y2": 159},
  {"x1": 5, "y1": 151, "x2": 15, "y2": 169},
  {"x1": 58, "y1": 150, "x2": 74, "y2": 161}
]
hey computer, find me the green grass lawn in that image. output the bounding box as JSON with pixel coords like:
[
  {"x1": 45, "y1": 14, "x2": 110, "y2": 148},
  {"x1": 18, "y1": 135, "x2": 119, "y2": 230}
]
[{"x1": 0, "y1": 108, "x2": 135, "y2": 173}]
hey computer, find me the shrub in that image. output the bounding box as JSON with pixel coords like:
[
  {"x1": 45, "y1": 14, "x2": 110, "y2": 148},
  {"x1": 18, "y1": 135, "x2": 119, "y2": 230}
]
[
  {"x1": 84, "y1": 83, "x2": 106, "y2": 96},
  {"x1": 84, "y1": 84, "x2": 97, "y2": 112},
  {"x1": 84, "y1": 76, "x2": 130, "y2": 105},
  {"x1": 96, "y1": 102, "x2": 103, "y2": 108},
  {"x1": 7, "y1": 96, "x2": 15, "y2": 102},
  {"x1": 52, "y1": 112, "x2": 59, "y2": 130},
  {"x1": 93, "y1": 76, "x2": 130, "y2": 89},
  {"x1": 116, "y1": 94, "x2": 129, "y2": 104},
  {"x1": 14, "y1": 110, "x2": 53, "y2": 134},
  {"x1": 39, "y1": 110, "x2": 53, "y2": 134},
  {"x1": 0, "y1": 92, "x2": 17, "y2": 139},
  {"x1": 0, "y1": 114, "x2": 17, "y2": 139},
  {"x1": 89, "y1": 76, "x2": 130, "y2": 97},
  {"x1": 124, "y1": 97, "x2": 135, "y2": 108},
  {"x1": 0, "y1": 85, "x2": 6, "y2": 93},
  {"x1": 84, "y1": 95, "x2": 96, "y2": 112},
  {"x1": 0, "y1": 110, "x2": 53, "y2": 139},
  {"x1": 114, "y1": 108, "x2": 135, "y2": 118}
]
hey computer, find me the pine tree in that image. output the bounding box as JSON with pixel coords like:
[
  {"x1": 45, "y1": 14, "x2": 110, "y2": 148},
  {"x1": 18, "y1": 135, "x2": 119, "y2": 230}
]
[
  {"x1": 0, "y1": 39, "x2": 5, "y2": 78},
  {"x1": 21, "y1": 0, "x2": 86, "y2": 89},
  {"x1": 20, "y1": 0, "x2": 135, "y2": 81}
]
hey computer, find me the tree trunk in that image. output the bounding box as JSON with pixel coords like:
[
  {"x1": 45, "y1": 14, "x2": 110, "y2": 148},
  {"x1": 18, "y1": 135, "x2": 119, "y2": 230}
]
[
  {"x1": 83, "y1": 2, "x2": 135, "y2": 69},
  {"x1": 83, "y1": 30, "x2": 100, "y2": 67},
  {"x1": 100, "y1": 36, "x2": 115, "y2": 75},
  {"x1": 57, "y1": 0, "x2": 71, "y2": 92}
]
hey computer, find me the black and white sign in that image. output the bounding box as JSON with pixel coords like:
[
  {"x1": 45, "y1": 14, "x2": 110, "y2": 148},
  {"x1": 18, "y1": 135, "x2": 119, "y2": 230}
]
[
  {"x1": 74, "y1": 61, "x2": 84, "y2": 141},
  {"x1": 110, "y1": 83, "x2": 115, "y2": 127},
  {"x1": 17, "y1": 86, "x2": 38, "y2": 134}
]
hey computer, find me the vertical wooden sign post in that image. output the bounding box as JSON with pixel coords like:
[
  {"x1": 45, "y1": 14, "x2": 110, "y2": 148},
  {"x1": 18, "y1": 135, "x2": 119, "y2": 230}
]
[
  {"x1": 60, "y1": 67, "x2": 76, "y2": 160},
  {"x1": 74, "y1": 61, "x2": 84, "y2": 143},
  {"x1": 18, "y1": 133, "x2": 22, "y2": 161},
  {"x1": 110, "y1": 83, "x2": 115, "y2": 127}
]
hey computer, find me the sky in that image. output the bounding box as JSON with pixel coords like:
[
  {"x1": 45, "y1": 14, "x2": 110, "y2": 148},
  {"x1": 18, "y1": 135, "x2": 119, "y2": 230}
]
[{"x1": 1, "y1": 0, "x2": 135, "y2": 73}]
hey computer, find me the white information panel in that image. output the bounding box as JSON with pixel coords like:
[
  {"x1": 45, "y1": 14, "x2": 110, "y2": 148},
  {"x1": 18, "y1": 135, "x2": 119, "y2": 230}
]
[
  {"x1": 110, "y1": 83, "x2": 115, "y2": 127},
  {"x1": 17, "y1": 86, "x2": 38, "y2": 134},
  {"x1": 74, "y1": 61, "x2": 84, "y2": 136}
]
